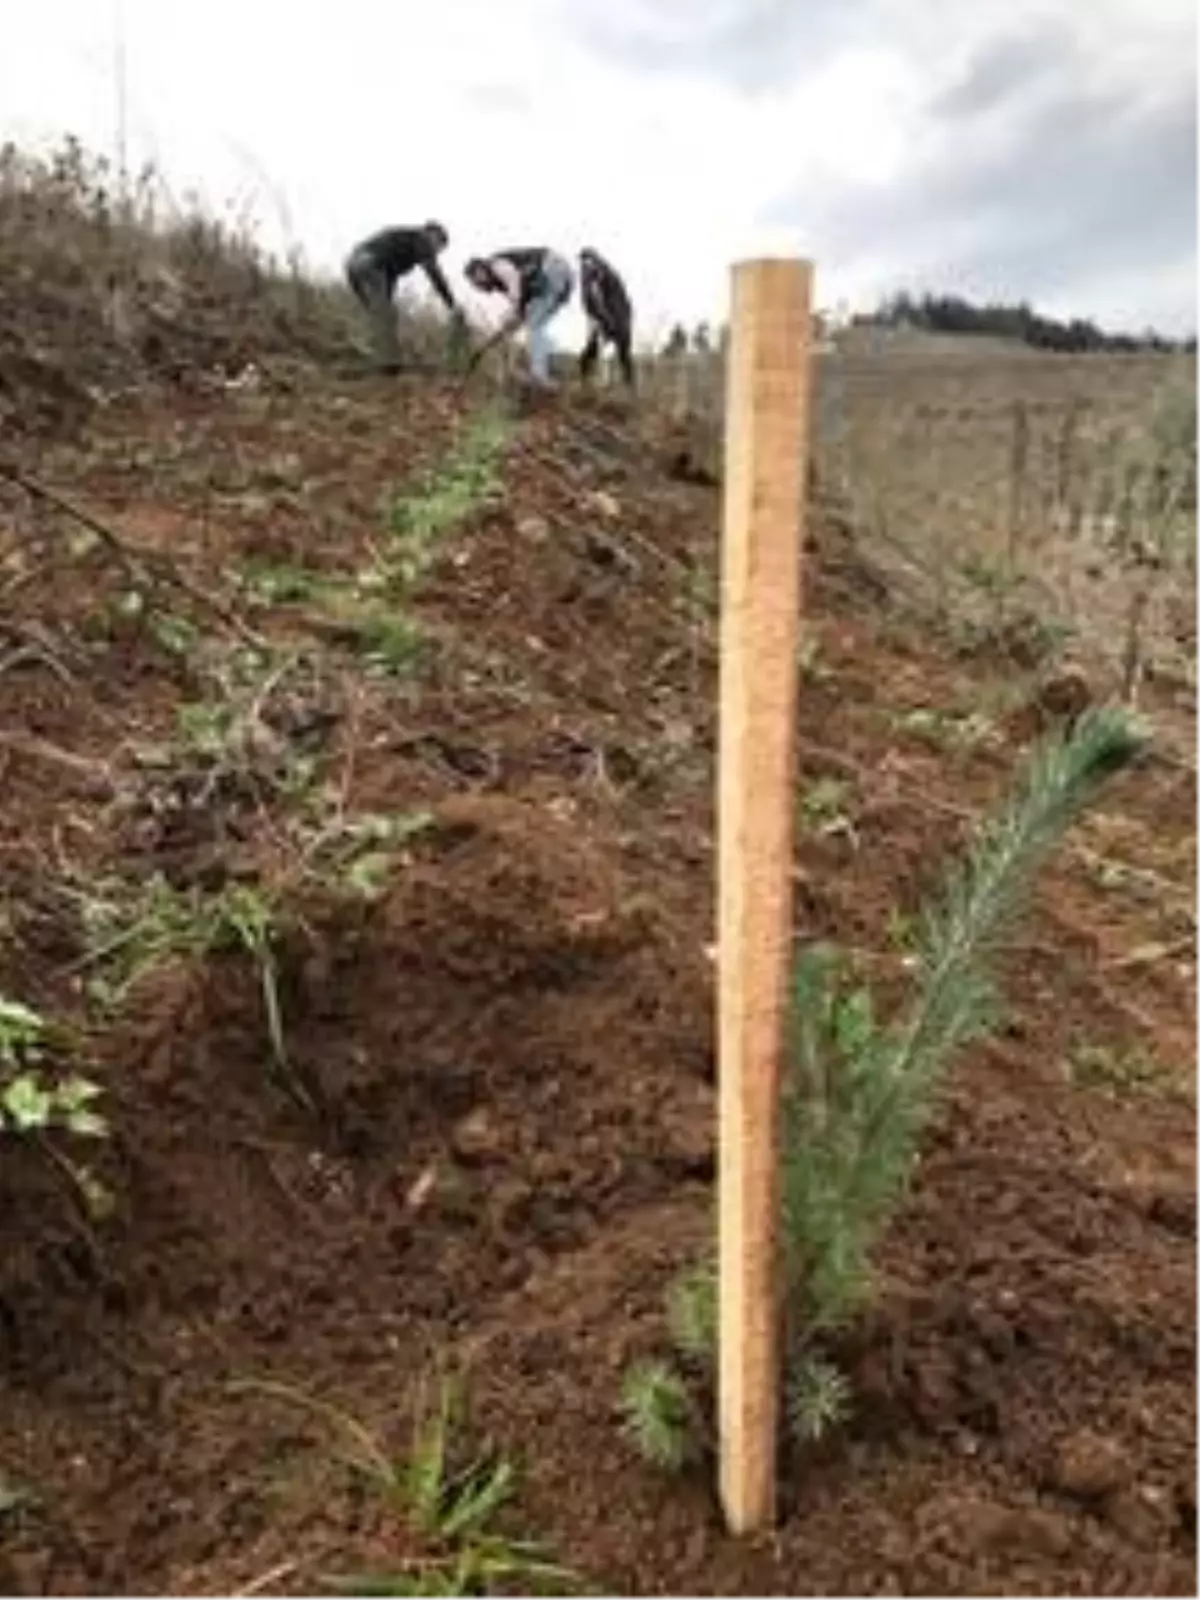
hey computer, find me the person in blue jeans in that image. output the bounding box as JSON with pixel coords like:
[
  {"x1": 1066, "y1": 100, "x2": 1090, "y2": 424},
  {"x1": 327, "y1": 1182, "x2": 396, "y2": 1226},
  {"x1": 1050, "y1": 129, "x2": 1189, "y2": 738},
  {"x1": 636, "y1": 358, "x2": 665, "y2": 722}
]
[{"x1": 464, "y1": 247, "x2": 574, "y2": 385}]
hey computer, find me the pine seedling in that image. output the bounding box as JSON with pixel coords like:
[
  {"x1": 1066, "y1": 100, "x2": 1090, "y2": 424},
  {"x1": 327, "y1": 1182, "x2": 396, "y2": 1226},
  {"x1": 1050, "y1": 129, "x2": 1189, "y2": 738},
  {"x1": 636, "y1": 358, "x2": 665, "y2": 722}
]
[
  {"x1": 617, "y1": 706, "x2": 1147, "y2": 1475},
  {"x1": 666, "y1": 1260, "x2": 717, "y2": 1365},
  {"x1": 619, "y1": 1360, "x2": 699, "y2": 1473},
  {"x1": 781, "y1": 704, "x2": 1148, "y2": 1344},
  {"x1": 787, "y1": 1357, "x2": 852, "y2": 1444}
]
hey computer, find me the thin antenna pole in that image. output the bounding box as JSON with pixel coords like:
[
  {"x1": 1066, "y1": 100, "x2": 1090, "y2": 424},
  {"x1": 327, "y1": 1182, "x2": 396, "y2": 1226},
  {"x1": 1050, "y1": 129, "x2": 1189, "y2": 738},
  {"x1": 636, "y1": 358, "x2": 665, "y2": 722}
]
[{"x1": 114, "y1": 0, "x2": 129, "y2": 211}]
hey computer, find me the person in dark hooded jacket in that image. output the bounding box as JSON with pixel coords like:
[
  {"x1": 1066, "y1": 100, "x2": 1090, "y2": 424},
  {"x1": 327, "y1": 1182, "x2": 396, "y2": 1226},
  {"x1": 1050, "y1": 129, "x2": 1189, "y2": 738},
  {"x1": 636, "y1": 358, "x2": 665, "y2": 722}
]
[{"x1": 578, "y1": 247, "x2": 635, "y2": 387}]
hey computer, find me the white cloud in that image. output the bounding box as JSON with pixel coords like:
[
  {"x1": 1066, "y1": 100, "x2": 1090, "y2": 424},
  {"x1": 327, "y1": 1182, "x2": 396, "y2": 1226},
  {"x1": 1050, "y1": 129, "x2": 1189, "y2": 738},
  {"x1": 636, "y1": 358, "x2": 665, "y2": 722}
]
[{"x1": 1, "y1": 0, "x2": 1194, "y2": 344}]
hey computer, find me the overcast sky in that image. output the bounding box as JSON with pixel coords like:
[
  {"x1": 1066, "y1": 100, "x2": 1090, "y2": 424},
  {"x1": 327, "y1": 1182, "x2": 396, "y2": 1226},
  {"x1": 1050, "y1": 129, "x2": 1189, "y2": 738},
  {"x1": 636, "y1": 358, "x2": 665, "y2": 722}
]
[{"x1": 2, "y1": 0, "x2": 1195, "y2": 342}]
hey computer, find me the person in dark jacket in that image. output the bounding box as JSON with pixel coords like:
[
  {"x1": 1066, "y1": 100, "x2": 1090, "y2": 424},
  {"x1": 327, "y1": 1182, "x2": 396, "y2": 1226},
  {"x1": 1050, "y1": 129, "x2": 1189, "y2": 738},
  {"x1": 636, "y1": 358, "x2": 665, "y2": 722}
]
[
  {"x1": 344, "y1": 221, "x2": 463, "y2": 371},
  {"x1": 578, "y1": 247, "x2": 635, "y2": 388},
  {"x1": 464, "y1": 247, "x2": 574, "y2": 386}
]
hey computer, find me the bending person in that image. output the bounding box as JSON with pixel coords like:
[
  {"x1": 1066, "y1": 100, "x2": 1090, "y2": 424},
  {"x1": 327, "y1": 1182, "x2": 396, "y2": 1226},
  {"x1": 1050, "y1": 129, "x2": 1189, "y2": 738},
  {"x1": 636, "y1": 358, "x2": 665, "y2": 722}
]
[
  {"x1": 464, "y1": 247, "x2": 574, "y2": 386},
  {"x1": 345, "y1": 221, "x2": 463, "y2": 372}
]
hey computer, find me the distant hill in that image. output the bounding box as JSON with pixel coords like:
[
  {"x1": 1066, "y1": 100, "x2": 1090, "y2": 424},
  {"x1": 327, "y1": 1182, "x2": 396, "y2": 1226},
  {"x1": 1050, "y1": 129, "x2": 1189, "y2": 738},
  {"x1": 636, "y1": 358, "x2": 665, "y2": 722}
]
[{"x1": 857, "y1": 291, "x2": 1195, "y2": 356}]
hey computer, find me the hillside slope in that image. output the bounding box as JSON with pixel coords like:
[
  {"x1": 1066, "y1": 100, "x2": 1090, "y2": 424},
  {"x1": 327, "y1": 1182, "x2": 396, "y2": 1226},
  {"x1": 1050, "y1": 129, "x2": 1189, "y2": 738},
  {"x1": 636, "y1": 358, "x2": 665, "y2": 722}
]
[{"x1": 0, "y1": 297, "x2": 1195, "y2": 1590}]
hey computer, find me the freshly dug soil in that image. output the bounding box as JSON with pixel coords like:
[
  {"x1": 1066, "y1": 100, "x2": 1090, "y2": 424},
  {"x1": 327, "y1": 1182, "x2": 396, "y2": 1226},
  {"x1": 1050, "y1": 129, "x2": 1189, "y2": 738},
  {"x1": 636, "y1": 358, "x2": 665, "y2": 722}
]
[{"x1": 0, "y1": 374, "x2": 1193, "y2": 1596}]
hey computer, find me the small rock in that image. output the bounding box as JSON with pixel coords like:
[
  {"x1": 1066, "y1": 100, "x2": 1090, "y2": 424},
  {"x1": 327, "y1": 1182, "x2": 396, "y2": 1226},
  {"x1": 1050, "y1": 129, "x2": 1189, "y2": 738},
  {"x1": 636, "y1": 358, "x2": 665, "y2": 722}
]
[
  {"x1": 452, "y1": 1109, "x2": 502, "y2": 1164},
  {"x1": 659, "y1": 717, "x2": 695, "y2": 752},
  {"x1": 266, "y1": 451, "x2": 304, "y2": 486},
  {"x1": 1051, "y1": 1430, "x2": 1129, "y2": 1500},
  {"x1": 404, "y1": 1162, "x2": 438, "y2": 1212},
  {"x1": 1034, "y1": 667, "x2": 1092, "y2": 723},
  {"x1": 517, "y1": 514, "x2": 550, "y2": 543},
  {"x1": 1105, "y1": 1485, "x2": 1173, "y2": 1545},
  {"x1": 920, "y1": 1495, "x2": 1072, "y2": 1560},
  {"x1": 233, "y1": 491, "x2": 272, "y2": 519},
  {"x1": 1000, "y1": 1506, "x2": 1073, "y2": 1558},
  {"x1": 917, "y1": 1491, "x2": 1009, "y2": 1550},
  {"x1": 584, "y1": 489, "x2": 622, "y2": 520}
]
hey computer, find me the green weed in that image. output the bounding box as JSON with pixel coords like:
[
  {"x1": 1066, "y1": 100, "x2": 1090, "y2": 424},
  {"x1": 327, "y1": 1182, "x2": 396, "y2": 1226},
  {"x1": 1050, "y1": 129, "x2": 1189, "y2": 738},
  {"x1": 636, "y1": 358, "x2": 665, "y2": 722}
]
[
  {"x1": 382, "y1": 410, "x2": 508, "y2": 597},
  {"x1": 0, "y1": 997, "x2": 105, "y2": 1140},
  {"x1": 232, "y1": 1370, "x2": 578, "y2": 1597},
  {"x1": 800, "y1": 777, "x2": 858, "y2": 842},
  {"x1": 78, "y1": 875, "x2": 311, "y2": 1112},
  {"x1": 1065, "y1": 1041, "x2": 1183, "y2": 1100}
]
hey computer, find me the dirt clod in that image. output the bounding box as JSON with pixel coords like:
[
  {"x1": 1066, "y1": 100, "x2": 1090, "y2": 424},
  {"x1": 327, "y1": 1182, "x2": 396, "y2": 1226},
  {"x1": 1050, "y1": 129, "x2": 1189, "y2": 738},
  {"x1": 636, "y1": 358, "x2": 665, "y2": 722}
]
[
  {"x1": 1106, "y1": 1485, "x2": 1176, "y2": 1546},
  {"x1": 452, "y1": 1108, "x2": 504, "y2": 1164},
  {"x1": 1052, "y1": 1429, "x2": 1132, "y2": 1500}
]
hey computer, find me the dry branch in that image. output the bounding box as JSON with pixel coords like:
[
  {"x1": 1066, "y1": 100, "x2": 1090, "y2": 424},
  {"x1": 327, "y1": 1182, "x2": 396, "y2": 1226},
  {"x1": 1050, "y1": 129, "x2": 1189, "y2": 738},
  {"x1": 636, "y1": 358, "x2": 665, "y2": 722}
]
[{"x1": 0, "y1": 459, "x2": 266, "y2": 647}]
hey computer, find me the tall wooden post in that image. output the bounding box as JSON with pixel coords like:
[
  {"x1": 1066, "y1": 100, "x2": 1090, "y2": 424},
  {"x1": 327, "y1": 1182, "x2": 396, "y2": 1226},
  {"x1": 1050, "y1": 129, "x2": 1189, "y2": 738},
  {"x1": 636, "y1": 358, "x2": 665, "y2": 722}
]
[{"x1": 718, "y1": 257, "x2": 813, "y2": 1535}]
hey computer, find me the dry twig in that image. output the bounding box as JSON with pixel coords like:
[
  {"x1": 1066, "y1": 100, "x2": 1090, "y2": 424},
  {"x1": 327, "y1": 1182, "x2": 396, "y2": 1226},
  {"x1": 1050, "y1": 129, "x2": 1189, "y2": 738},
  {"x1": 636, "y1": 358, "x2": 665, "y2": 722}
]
[{"x1": 0, "y1": 459, "x2": 265, "y2": 647}]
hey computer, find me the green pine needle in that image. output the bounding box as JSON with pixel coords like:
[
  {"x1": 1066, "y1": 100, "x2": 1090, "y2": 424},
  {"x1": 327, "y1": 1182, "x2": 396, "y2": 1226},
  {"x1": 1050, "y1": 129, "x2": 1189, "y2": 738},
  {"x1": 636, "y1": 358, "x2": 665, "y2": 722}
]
[
  {"x1": 666, "y1": 1262, "x2": 717, "y2": 1364},
  {"x1": 787, "y1": 1358, "x2": 852, "y2": 1443},
  {"x1": 619, "y1": 1360, "x2": 698, "y2": 1473},
  {"x1": 780, "y1": 703, "x2": 1147, "y2": 1350}
]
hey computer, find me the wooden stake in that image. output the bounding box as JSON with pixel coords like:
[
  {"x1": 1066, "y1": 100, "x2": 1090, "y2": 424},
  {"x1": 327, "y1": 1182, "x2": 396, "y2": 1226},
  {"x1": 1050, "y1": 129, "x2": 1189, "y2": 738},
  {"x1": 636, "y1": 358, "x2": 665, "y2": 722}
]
[{"x1": 717, "y1": 257, "x2": 813, "y2": 1535}]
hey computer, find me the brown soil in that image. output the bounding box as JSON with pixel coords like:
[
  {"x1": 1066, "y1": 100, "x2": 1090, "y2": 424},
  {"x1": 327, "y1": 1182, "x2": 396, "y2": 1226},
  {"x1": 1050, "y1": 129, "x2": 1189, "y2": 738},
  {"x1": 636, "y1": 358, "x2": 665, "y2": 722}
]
[{"x1": 0, "y1": 369, "x2": 1194, "y2": 1596}]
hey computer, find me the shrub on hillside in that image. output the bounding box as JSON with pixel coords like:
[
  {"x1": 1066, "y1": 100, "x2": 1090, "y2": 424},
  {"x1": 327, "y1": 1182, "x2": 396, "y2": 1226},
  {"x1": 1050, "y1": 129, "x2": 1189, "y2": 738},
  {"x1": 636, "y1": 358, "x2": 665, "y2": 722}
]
[{"x1": 0, "y1": 137, "x2": 446, "y2": 436}]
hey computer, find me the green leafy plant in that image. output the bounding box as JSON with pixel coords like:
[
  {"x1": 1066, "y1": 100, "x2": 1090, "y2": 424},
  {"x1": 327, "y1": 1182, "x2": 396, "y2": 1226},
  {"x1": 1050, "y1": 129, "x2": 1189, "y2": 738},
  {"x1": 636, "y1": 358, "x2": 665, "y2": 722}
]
[
  {"x1": 623, "y1": 705, "x2": 1147, "y2": 1472},
  {"x1": 149, "y1": 611, "x2": 201, "y2": 658},
  {"x1": 170, "y1": 645, "x2": 320, "y2": 800},
  {"x1": 79, "y1": 875, "x2": 311, "y2": 1112},
  {"x1": 800, "y1": 777, "x2": 858, "y2": 843},
  {"x1": 885, "y1": 907, "x2": 919, "y2": 957},
  {"x1": 175, "y1": 697, "x2": 236, "y2": 758},
  {"x1": 79, "y1": 873, "x2": 203, "y2": 1009},
  {"x1": 0, "y1": 998, "x2": 106, "y2": 1139},
  {"x1": 798, "y1": 635, "x2": 832, "y2": 683},
  {"x1": 0, "y1": 996, "x2": 111, "y2": 1217},
  {"x1": 86, "y1": 586, "x2": 204, "y2": 661},
  {"x1": 353, "y1": 613, "x2": 427, "y2": 679},
  {"x1": 960, "y1": 553, "x2": 1016, "y2": 599},
  {"x1": 232, "y1": 1370, "x2": 577, "y2": 1596},
  {"x1": 239, "y1": 560, "x2": 329, "y2": 606},
  {"x1": 1065, "y1": 1040, "x2": 1182, "y2": 1100},
  {"x1": 891, "y1": 704, "x2": 998, "y2": 753},
  {"x1": 319, "y1": 810, "x2": 437, "y2": 901},
  {"x1": 382, "y1": 409, "x2": 508, "y2": 596}
]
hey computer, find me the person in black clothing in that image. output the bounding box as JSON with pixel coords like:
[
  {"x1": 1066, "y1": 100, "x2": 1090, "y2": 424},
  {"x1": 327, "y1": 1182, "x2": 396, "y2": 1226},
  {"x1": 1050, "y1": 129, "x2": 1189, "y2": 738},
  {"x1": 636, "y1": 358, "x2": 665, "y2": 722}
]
[
  {"x1": 344, "y1": 221, "x2": 463, "y2": 371},
  {"x1": 578, "y1": 247, "x2": 635, "y2": 388},
  {"x1": 464, "y1": 247, "x2": 574, "y2": 385}
]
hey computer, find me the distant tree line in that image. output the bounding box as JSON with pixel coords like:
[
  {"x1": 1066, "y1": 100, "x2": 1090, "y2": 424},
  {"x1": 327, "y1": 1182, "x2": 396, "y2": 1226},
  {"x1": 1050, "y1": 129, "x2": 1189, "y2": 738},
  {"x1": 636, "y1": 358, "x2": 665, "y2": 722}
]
[{"x1": 860, "y1": 291, "x2": 1197, "y2": 354}]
